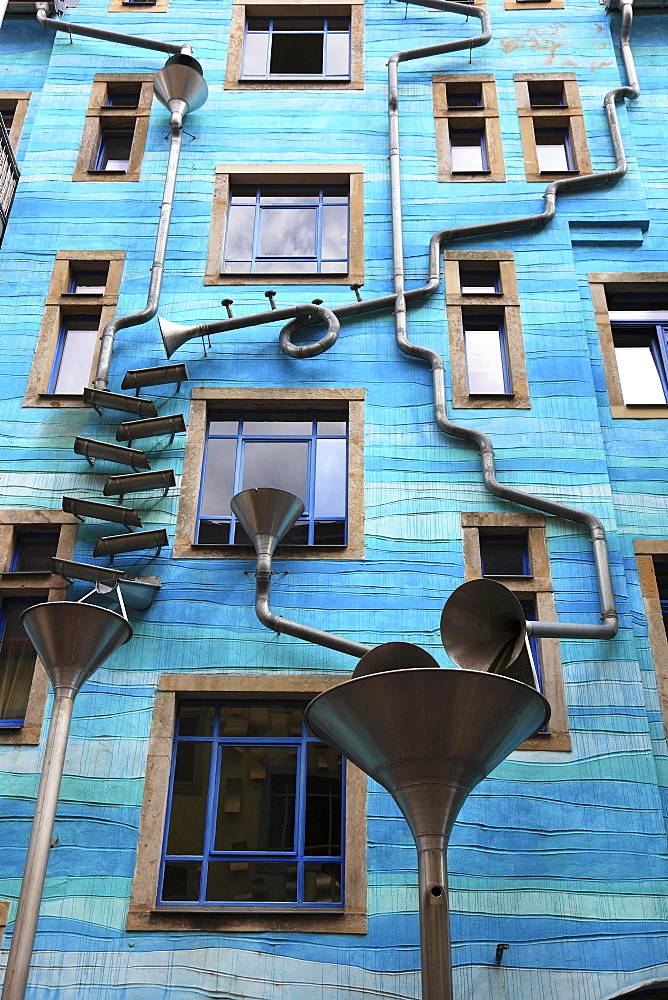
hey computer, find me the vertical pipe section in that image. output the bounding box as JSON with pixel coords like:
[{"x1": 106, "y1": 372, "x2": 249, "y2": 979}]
[
  {"x1": 94, "y1": 115, "x2": 184, "y2": 389},
  {"x1": 417, "y1": 845, "x2": 452, "y2": 1000},
  {"x1": 0, "y1": 696, "x2": 75, "y2": 1000}
]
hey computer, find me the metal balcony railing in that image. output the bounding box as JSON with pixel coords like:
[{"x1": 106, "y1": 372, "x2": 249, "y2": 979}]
[{"x1": 0, "y1": 122, "x2": 19, "y2": 247}]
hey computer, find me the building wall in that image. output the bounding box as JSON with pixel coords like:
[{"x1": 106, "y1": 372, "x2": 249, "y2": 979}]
[{"x1": 1, "y1": 1, "x2": 668, "y2": 998}]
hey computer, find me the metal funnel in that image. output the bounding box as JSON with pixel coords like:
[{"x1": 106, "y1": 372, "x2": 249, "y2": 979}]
[
  {"x1": 305, "y1": 666, "x2": 549, "y2": 1000},
  {"x1": 353, "y1": 641, "x2": 440, "y2": 678},
  {"x1": 440, "y1": 578, "x2": 527, "y2": 675},
  {"x1": 21, "y1": 602, "x2": 132, "y2": 698},
  {"x1": 153, "y1": 54, "x2": 208, "y2": 119},
  {"x1": 230, "y1": 488, "x2": 304, "y2": 577}
]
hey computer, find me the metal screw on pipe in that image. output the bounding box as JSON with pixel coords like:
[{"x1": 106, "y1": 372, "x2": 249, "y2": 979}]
[
  {"x1": 264, "y1": 290, "x2": 277, "y2": 310},
  {"x1": 221, "y1": 298, "x2": 234, "y2": 318},
  {"x1": 279, "y1": 303, "x2": 340, "y2": 359}
]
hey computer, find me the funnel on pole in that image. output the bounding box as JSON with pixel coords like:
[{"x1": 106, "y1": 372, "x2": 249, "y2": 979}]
[
  {"x1": 305, "y1": 663, "x2": 549, "y2": 1000},
  {"x1": 231, "y1": 487, "x2": 304, "y2": 579},
  {"x1": 153, "y1": 53, "x2": 208, "y2": 125},
  {"x1": 1, "y1": 602, "x2": 132, "y2": 1000}
]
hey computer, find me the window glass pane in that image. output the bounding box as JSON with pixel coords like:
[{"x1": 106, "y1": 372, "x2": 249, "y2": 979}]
[
  {"x1": 315, "y1": 438, "x2": 347, "y2": 518},
  {"x1": 450, "y1": 131, "x2": 485, "y2": 172},
  {"x1": 464, "y1": 327, "x2": 507, "y2": 394},
  {"x1": 480, "y1": 534, "x2": 529, "y2": 576},
  {"x1": 200, "y1": 437, "x2": 237, "y2": 517},
  {"x1": 317, "y1": 419, "x2": 346, "y2": 436},
  {"x1": 69, "y1": 268, "x2": 108, "y2": 294},
  {"x1": 225, "y1": 205, "x2": 256, "y2": 262},
  {"x1": 260, "y1": 188, "x2": 319, "y2": 204},
  {"x1": 165, "y1": 742, "x2": 211, "y2": 855},
  {"x1": 214, "y1": 746, "x2": 297, "y2": 852},
  {"x1": 446, "y1": 82, "x2": 482, "y2": 108},
  {"x1": 321, "y1": 205, "x2": 348, "y2": 261},
  {"x1": 615, "y1": 346, "x2": 666, "y2": 404},
  {"x1": 162, "y1": 861, "x2": 202, "y2": 902},
  {"x1": 53, "y1": 321, "x2": 98, "y2": 394},
  {"x1": 304, "y1": 862, "x2": 342, "y2": 903},
  {"x1": 305, "y1": 744, "x2": 342, "y2": 855},
  {"x1": 325, "y1": 31, "x2": 350, "y2": 76},
  {"x1": 528, "y1": 82, "x2": 564, "y2": 107},
  {"x1": 270, "y1": 32, "x2": 323, "y2": 74},
  {"x1": 242, "y1": 440, "x2": 309, "y2": 503},
  {"x1": 243, "y1": 417, "x2": 312, "y2": 435},
  {"x1": 0, "y1": 598, "x2": 39, "y2": 724},
  {"x1": 12, "y1": 532, "x2": 59, "y2": 572},
  {"x1": 242, "y1": 31, "x2": 269, "y2": 75},
  {"x1": 206, "y1": 861, "x2": 298, "y2": 903},
  {"x1": 459, "y1": 262, "x2": 500, "y2": 295},
  {"x1": 219, "y1": 702, "x2": 303, "y2": 738},
  {"x1": 259, "y1": 207, "x2": 317, "y2": 258},
  {"x1": 178, "y1": 704, "x2": 214, "y2": 738},
  {"x1": 313, "y1": 520, "x2": 346, "y2": 545},
  {"x1": 535, "y1": 130, "x2": 569, "y2": 171},
  {"x1": 98, "y1": 130, "x2": 133, "y2": 171},
  {"x1": 106, "y1": 86, "x2": 141, "y2": 108},
  {"x1": 208, "y1": 419, "x2": 239, "y2": 436}
]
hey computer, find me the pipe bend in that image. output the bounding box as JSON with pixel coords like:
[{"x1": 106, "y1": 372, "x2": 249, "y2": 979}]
[{"x1": 279, "y1": 303, "x2": 340, "y2": 359}]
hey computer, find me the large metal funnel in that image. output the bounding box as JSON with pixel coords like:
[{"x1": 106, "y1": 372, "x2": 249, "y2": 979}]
[
  {"x1": 305, "y1": 666, "x2": 549, "y2": 1000},
  {"x1": 153, "y1": 54, "x2": 208, "y2": 119},
  {"x1": 230, "y1": 488, "x2": 304, "y2": 576},
  {"x1": 21, "y1": 602, "x2": 132, "y2": 698}
]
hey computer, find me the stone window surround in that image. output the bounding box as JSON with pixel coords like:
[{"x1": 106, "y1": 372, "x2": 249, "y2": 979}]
[
  {"x1": 73, "y1": 75, "x2": 153, "y2": 184},
  {"x1": 462, "y1": 511, "x2": 570, "y2": 751},
  {"x1": 505, "y1": 0, "x2": 563, "y2": 11},
  {"x1": 108, "y1": 0, "x2": 168, "y2": 13},
  {"x1": 205, "y1": 164, "x2": 364, "y2": 286},
  {"x1": 174, "y1": 387, "x2": 365, "y2": 560},
  {"x1": 515, "y1": 73, "x2": 591, "y2": 183},
  {"x1": 433, "y1": 74, "x2": 505, "y2": 184},
  {"x1": 589, "y1": 272, "x2": 668, "y2": 420},
  {"x1": 24, "y1": 250, "x2": 125, "y2": 409},
  {"x1": 444, "y1": 249, "x2": 530, "y2": 410},
  {"x1": 635, "y1": 540, "x2": 668, "y2": 745},
  {"x1": 0, "y1": 91, "x2": 30, "y2": 152},
  {"x1": 224, "y1": 0, "x2": 364, "y2": 92},
  {"x1": 127, "y1": 672, "x2": 367, "y2": 934},
  {"x1": 0, "y1": 510, "x2": 78, "y2": 747}
]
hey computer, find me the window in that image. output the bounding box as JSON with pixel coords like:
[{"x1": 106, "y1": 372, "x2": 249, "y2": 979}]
[
  {"x1": 198, "y1": 411, "x2": 347, "y2": 546},
  {"x1": 109, "y1": 0, "x2": 167, "y2": 13},
  {"x1": 0, "y1": 92, "x2": 30, "y2": 153},
  {"x1": 225, "y1": 2, "x2": 364, "y2": 91},
  {"x1": 25, "y1": 251, "x2": 124, "y2": 407},
  {"x1": 223, "y1": 184, "x2": 349, "y2": 276},
  {"x1": 589, "y1": 274, "x2": 668, "y2": 418},
  {"x1": 161, "y1": 699, "x2": 343, "y2": 907},
  {"x1": 73, "y1": 75, "x2": 152, "y2": 183},
  {"x1": 206, "y1": 165, "x2": 364, "y2": 286},
  {"x1": 128, "y1": 674, "x2": 367, "y2": 933},
  {"x1": 635, "y1": 541, "x2": 668, "y2": 746},
  {"x1": 0, "y1": 511, "x2": 77, "y2": 745},
  {"x1": 515, "y1": 74, "x2": 591, "y2": 182},
  {"x1": 504, "y1": 0, "x2": 563, "y2": 11},
  {"x1": 462, "y1": 512, "x2": 569, "y2": 750},
  {"x1": 433, "y1": 74, "x2": 504, "y2": 183},
  {"x1": 173, "y1": 388, "x2": 364, "y2": 560},
  {"x1": 444, "y1": 251, "x2": 530, "y2": 409}
]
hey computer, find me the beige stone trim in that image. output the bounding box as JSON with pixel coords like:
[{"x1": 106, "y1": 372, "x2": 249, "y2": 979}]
[
  {"x1": 127, "y1": 673, "x2": 367, "y2": 933},
  {"x1": 225, "y1": 3, "x2": 364, "y2": 91},
  {"x1": 109, "y1": 0, "x2": 168, "y2": 12},
  {"x1": 0, "y1": 900, "x2": 8, "y2": 943},
  {"x1": 205, "y1": 164, "x2": 364, "y2": 285},
  {"x1": 444, "y1": 252, "x2": 529, "y2": 409},
  {"x1": 505, "y1": 0, "x2": 564, "y2": 9},
  {"x1": 24, "y1": 250, "x2": 125, "y2": 409},
  {"x1": 0, "y1": 510, "x2": 78, "y2": 746},
  {"x1": 589, "y1": 272, "x2": 668, "y2": 419},
  {"x1": 461, "y1": 512, "x2": 570, "y2": 751},
  {"x1": 514, "y1": 75, "x2": 591, "y2": 182},
  {"x1": 73, "y1": 76, "x2": 153, "y2": 183},
  {"x1": 433, "y1": 75, "x2": 505, "y2": 183},
  {"x1": 635, "y1": 543, "x2": 668, "y2": 745},
  {"x1": 174, "y1": 387, "x2": 364, "y2": 560},
  {"x1": 0, "y1": 91, "x2": 30, "y2": 152}
]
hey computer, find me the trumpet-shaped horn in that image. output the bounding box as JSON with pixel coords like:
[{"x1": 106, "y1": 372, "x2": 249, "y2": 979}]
[
  {"x1": 159, "y1": 316, "x2": 199, "y2": 359},
  {"x1": 440, "y1": 579, "x2": 527, "y2": 675}
]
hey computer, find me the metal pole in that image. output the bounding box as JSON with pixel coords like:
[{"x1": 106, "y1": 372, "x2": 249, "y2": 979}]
[
  {"x1": 417, "y1": 844, "x2": 452, "y2": 1000},
  {"x1": 1, "y1": 695, "x2": 75, "y2": 1000}
]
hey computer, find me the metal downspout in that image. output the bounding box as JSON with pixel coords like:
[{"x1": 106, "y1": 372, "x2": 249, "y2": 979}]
[
  {"x1": 387, "y1": 0, "x2": 639, "y2": 640},
  {"x1": 36, "y1": 7, "x2": 191, "y2": 56}
]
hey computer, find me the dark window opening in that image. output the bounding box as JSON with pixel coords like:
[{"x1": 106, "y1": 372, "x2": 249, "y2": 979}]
[
  {"x1": 480, "y1": 532, "x2": 531, "y2": 577},
  {"x1": 242, "y1": 16, "x2": 351, "y2": 80},
  {"x1": 0, "y1": 596, "x2": 43, "y2": 727},
  {"x1": 446, "y1": 82, "x2": 483, "y2": 109},
  {"x1": 534, "y1": 122, "x2": 574, "y2": 172},
  {"x1": 459, "y1": 261, "x2": 501, "y2": 295},
  {"x1": 0, "y1": 100, "x2": 18, "y2": 134},
  {"x1": 653, "y1": 557, "x2": 668, "y2": 640},
  {"x1": 105, "y1": 84, "x2": 142, "y2": 108},
  {"x1": 527, "y1": 81, "x2": 565, "y2": 107},
  {"x1": 450, "y1": 126, "x2": 488, "y2": 173},
  {"x1": 93, "y1": 127, "x2": 134, "y2": 172},
  {"x1": 68, "y1": 262, "x2": 109, "y2": 295},
  {"x1": 10, "y1": 531, "x2": 60, "y2": 573}
]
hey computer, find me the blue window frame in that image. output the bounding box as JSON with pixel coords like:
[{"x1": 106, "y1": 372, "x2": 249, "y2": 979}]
[
  {"x1": 459, "y1": 261, "x2": 501, "y2": 295},
  {"x1": 10, "y1": 531, "x2": 60, "y2": 573},
  {"x1": 93, "y1": 126, "x2": 134, "y2": 171},
  {"x1": 223, "y1": 184, "x2": 349, "y2": 275},
  {"x1": 462, "y1": 312, "x2": 511, "y2": 395},
  {"x1": 48, "y1": 313, "x2": 100, "y2": 395},
  {"x1": 0, "y1": 596, "x2": 42, "y2": 728},
  {"x1": 534, "y1": 122, "x2": 574, "y2": 172},
  {"x1": 480, "y1": 532, "x2": 531, "y2": 577},
  {"x1": 68, "y1": 265, "x2": 108, "y2": 295},
  {"x1": 197, "y1": 410, "x2": 348, "y2": 546},
  {"x1": 446, "y1": 82, "x2": 483, "y2": 109},
  {"x1": 450, "y1": 126, "x2": 489, "y2": 173},
  {"x1": 159, "y1": 699, "x2": 345, "y2": 907},
  {"x1": 241, "y1": 16, "x2": 351, "y2": 80},
  {"x1": 612, "y1": 323, "x2": 668, "y2": 405},
  {"x1": 105, "y1": 85, "x2": 141, "y2": 108}
]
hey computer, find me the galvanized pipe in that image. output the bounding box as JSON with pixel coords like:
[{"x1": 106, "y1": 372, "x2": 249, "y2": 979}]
[
  {"x1": 0, "y1": 695, "x2": 74, "y2": 1000},
  {"x1": 417, "y1": 846, "x2": 451, "y2": 1000},
  {"x1": 36, "y1": 6, "x2": 190, "y2": 55}
]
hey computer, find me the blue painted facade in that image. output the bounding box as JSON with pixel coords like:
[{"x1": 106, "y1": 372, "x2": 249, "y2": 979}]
[{"x1": 1, "y1": 0, "x2": 668, "y2": 997}]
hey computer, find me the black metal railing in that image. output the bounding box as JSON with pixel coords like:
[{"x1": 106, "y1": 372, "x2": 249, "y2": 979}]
[{"x1": 0, "y1": 122, "x2": 19, "y2": 246}]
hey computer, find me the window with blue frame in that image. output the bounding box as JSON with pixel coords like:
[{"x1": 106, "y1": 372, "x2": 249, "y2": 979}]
[
  {"x1": 68, "y1": 264, "x2": 108, "y2": 295},
  {"x1": 222, "y1": 184, "x2": 349, "y2": 275},
  {"x1": 479, "y1": 531, "x2": 531, "y2": 577},
  {"x1": 534, "y1": 121, "x2": 574, "y2": 172},
  {"x1": 48, "y1": 313, "x2": 100, "y2": 395},
  {"x1": 459, "y1": 260, "x2": 501, "y2": 295},
  {"x1": 241, "y1": 16, "x2": 351, "y2": 80},
  {"x1": 105, "y1": 84, "x2": 141, "y2": 108},
  {"x1": 93, "y1": 126, "x2": 134, "y2": 172},
  {"x1": 197, "y1": 410, "x2": 348, "y2": 546},
  {"x1": 462, "y1": 312, "x2": 511, "y2": 395},
  {"x1": 159, "y1": 699, "x2": 345, "y2": 907},
  {"x1": 446, "y1": 81, "x2": 483, "y2": 109},
  {"x1": 10, "y1": 531, "x2": 60, "y2": 573},
  {"x1": 653, "y1": 557, "x2": 668, "y2": 640},
  {"x1": 527, "y1": 81, "x2": 565, "y2": 107},
  {"x1": 0, "y1": 596, "x2": 43, "y2": 728},
  {"x1": 449, "y1": 124, "x2": 488, "y2": 173},
  {"x1": 612, "y1": 324, "x2": 668, "y2": 405}
]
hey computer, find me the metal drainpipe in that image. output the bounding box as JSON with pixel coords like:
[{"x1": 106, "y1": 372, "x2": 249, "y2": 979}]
[
  {"x1": 386, "y1": 0, "x2": 639, "y2": 640},
  {"x1": 36, "y1": 7, "x2": 191, "y2": 56}
]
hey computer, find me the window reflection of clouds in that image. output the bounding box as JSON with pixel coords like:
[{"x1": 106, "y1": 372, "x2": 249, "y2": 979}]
[
  {"x1": 315, "y1": 439, "x2": 346, "y2": 517},
  {"x1": 259, "y1": 207, "x2": 317, "y2": 258}
]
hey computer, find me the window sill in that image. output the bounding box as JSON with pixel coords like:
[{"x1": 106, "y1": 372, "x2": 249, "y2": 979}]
[
  {"x1": 126, "y1": 906, "x2": 367, "y2": 934},
  {"x1": 205, "y1": 272, "x2": 359, "y2": 286},
  {"x1": 87, "y1": 169, "x2": 128, "y2": 175},
  {"x1": 610, "y1": 404, "x2": 668, "y2": 419},
  {"x1": 174, "y1": 540, "x2": 364, "y2": 560}
]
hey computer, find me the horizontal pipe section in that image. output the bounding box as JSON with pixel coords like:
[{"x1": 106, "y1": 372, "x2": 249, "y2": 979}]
[{"x1": 36, "y1": 7, "x2": 187, "y2": 55}]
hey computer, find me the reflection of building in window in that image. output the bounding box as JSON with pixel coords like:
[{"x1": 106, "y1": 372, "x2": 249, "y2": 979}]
[
  {"x1": 48, "y1": 314, "x2": 102, "y2": 395},
  {"x1": 161, "y1": 699, "x2": 344, "y2": 907},
  {"x1": 515, "y1": 73, "x2": 591, "y2": 182},
  {"x1": 433, "y1": 75, "x2": 504, "y2": 183},
  {"x1": 241, "y1": 16, "x2": 351, "y2": 80},
  {"x1": 73, "y1": 75, "x2": 152, "y2": 183},
  {"x1": 223, "y1": 184, "x2": 349, "y2": 276},
  {"x1": 198, "y1": 411, "x2": 348, "y2": 546}
]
